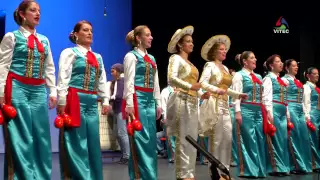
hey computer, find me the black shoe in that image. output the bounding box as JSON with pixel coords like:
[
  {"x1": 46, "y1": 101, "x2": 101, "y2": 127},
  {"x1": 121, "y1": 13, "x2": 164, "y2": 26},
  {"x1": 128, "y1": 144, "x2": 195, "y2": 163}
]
[{"x1": 117, "y1": 158, "x2": 128, "y2": 164}]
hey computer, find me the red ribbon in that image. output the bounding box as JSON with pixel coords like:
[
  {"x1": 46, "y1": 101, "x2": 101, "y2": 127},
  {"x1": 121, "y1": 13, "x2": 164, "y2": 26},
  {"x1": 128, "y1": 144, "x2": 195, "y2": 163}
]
[
  {"x1": 27, "y1": 34, "x2": 44, "y2": 53},
  {"x1": 65, "y1": 87, "x2": 97, "y2": 128},
  {"x1": 5, "y1": 72, "x2": 45, "y2": 106},
  {"x1": 86, "y1": 51, "x2": 99, "y2": 68},
  {"x1": 277, "y1": 76, "x2": 287, "y2": 87},
  {"x1": 315, "y1": 87, "x2": 320, "y2": 94},
  {"x1": 250, "y1": 73, "x2": 262, "y2": 85},
  {"x1": 143, "y1": 55, "x2": 156, "y2": 69},
  {"x1": 294, "y1": 79, "x2": 304, "y2": 89}
]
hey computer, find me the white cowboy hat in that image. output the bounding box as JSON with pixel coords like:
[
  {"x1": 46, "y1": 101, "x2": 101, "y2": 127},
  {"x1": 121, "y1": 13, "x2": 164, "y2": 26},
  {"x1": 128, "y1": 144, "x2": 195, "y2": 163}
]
[
  {"x1": 167, "y1": 26, "x2": 194, "y2": 53},
  {"x1": 201, "y1": 35, "x2": 231, "y2": 61}
]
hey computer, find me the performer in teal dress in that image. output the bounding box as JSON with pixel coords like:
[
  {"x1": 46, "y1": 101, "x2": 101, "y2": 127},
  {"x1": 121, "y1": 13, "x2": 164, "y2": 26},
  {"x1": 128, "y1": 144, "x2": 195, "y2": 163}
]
[
  {"x1": 232, "y1": 51, "x2": 266, "y2": 177},
  {"x1": 0, "y1": 1, "x2": 57, "y2": 179},
  {"x1": 123, "y1": 25, "x2": 162, "y2": 180},
  {"x1": 282, "y1": 59, "x2": 312, "y2": 174},
  {"x1": 262, "y1": 54, "x2": 290, "y2": 176},
  {"x1": 303, "y1": 67, "x2": 320, "y2": 171},
  {"x1": 56, "y1": 21, "x2": 110, "y2": 180}
]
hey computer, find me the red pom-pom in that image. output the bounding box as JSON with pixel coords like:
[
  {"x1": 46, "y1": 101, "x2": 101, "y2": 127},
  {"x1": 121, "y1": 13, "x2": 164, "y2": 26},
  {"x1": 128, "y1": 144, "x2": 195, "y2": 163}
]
[
  {"x1": 54, "y1": 116, "x2": 64, "y2": 129},
  {"x1": 132, "y1": 119, "x2": 143, "y2": 131},
  {"x1": 127, "y1": 123, "x2": 134, "y2": 136},
  {"x1": 2, "y1": 104, "x2": 17, "y2": 119}
]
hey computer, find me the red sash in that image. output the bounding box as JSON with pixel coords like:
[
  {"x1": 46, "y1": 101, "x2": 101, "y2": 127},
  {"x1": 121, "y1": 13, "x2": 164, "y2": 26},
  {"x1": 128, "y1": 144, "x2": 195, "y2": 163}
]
[
  {"x1": 5, "y1": 72, "x2": 45, "y2": 105},
  {"x1": 65, "y1": 87, "x2": 97, "y2": 127}
]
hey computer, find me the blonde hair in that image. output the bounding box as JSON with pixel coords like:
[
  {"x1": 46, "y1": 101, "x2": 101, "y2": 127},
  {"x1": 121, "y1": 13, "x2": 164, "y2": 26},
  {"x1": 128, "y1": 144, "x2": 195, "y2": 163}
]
[{"x1": 125, "y1": 25, "x2": 148, "y2": 46}]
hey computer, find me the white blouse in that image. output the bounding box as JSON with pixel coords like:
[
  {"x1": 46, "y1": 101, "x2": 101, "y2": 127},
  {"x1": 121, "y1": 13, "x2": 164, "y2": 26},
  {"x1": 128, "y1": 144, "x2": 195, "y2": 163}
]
[
  {"x1": 56, "y1": 45, "x2": 109, "y2": 106},
  {"x1": 232, "y1": 68, "x2": 254, "y2": 112},
  {"x1": 303, "y1": 81, "x2": 316, "y2": 120},
  {"x1": 199, "y1": 61, "x2": 239, "y2": 99},
  {"x1": 0, "y1": 26, "x2": 56, "y2": 97},
  {"x1": 167, "y1": 54, "x2": 203, "y2": 97},
  {"x1": 123, "y1": 47, "x2": 161, "y2": 108},
  {"x1": 262, "y1": 72, "x2": 289, "y2": 118}
]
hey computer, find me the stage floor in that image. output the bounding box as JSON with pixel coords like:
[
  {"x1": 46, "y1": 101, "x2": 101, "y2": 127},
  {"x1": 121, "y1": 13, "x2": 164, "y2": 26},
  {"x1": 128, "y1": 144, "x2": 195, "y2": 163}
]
[{"x1": 0, "y1": 152, "x2": 317, "y2": 180}]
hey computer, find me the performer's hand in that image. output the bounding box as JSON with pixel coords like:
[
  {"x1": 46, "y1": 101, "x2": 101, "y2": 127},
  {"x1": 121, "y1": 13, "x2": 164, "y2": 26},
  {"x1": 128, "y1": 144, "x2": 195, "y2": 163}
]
[
  {"x1": 156, "y1": 107, "x2": 162, "y2": 120},
  {"x1": 57, "y1": 105, "x2": 66, "y2": 115},
  {"x1": 125, "y1": 107, "x2": 134, "y2": 117},
  {"x1": 267, "y1": 111, "x2": 273, "y2": 124},
  {"x1": 101, "y1": 105, "x2": 112, "y2": 115},
  {"x1": 190, "y1": 83, "x2": 201, "y2": 91},
  {"x1": 235, "y1": 111, "x2": 242, "y2": 125},
  {"x1": 49, "y1": 96, "x2": 57, "y2": 109},
  {"x1": 0, "y1": 97, "x2": 5, "y2": 107},
  {"x1": 216, "y1": 88, "x2": 226, "y2": 95},
  {"x1": 287, "y1": 117, "x2": 291, "y2": 122},
  {"x1": 239, "y1": 93, "x2": 248, "y2": 100},
  {"x1": 201, "y1": 92, "x2": 211, "y2": 99}
]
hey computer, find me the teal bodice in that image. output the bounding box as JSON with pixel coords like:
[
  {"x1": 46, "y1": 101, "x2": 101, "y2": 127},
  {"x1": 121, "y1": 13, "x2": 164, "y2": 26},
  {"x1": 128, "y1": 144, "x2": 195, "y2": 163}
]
[
  {"x1": 240, "y1": 70, "x2": 263, "y2": 103},
  {"x1": 131, "y1": 50, "x2": 156, "y2": 88},
  {"x1": 267, "y1": 74, "x2": 287, "y2": 103},
  {"x1": 284, "y1": 75, "x2": 303, "y2": 103},
  {"x1": 309, "y1": 84, "x2": 320, "y2": 109},
  {"x1": 68, "y1": 48, "x2": 103, "y2": 91},
  {"x1": 10, "y1": 30, "x2": 49, "y2": 79}
]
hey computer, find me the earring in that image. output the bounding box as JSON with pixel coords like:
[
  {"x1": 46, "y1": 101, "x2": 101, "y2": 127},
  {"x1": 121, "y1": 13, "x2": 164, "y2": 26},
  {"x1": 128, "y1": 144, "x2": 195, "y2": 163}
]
[{"x1": 75, "y1": 36, "x2": 78, "y2": 43}]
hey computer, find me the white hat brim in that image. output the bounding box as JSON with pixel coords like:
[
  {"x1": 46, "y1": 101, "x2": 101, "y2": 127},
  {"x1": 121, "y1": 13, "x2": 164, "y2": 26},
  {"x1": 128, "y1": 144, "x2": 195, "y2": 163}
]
[
  {"x1": 167, "y1": 26, "x2": 194, "y2": 53},
  {"x1": 201, "y1": 35, "x2": 231, "y2": 61}
]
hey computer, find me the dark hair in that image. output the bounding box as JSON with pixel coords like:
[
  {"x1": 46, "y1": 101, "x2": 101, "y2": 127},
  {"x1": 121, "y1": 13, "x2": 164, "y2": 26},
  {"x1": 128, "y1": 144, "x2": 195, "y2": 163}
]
[
  {"x1": 234, "y1": 54, "x2": 241, "y2": 65},
  {"x1": 207, "y1": 42, "x2": 224, "y2": 61},
  {"x1": 175, "y1": 34, "x2": 191, "y2": 53},
  {"x1": 304, "y1": 67, "x2": 317, "y2": 81},
  {"x1": 284, "y1": 59, "x2": 297, "y2": 73},
  {"x1": 264, "y1": 54, "x2": 281, "y2": 71},
  {"x1": 13, "y1": 0, "x2": 38, "y2": 26},
  {"x1": 239, "y1": 51, "x2": 253, "y2": 67},
  {"x1": 69, "y1": 20, "x2": 92, "y2": 44},
  {"x1": 125, "y1": 25, "x2": 148, "y2": 46}
]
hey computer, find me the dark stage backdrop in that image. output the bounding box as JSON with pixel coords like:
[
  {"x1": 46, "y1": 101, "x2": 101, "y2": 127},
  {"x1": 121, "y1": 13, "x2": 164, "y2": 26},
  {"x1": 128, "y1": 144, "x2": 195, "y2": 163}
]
[
  {"x1": 0, "y1": 10, "x2": 4, "y2": 42},
  {"x1": 1, "y1": 0, "x2": 132, "y2": 152},
  {"x1": 132, "y1": 1, "x2": 316, "y2": 90}
]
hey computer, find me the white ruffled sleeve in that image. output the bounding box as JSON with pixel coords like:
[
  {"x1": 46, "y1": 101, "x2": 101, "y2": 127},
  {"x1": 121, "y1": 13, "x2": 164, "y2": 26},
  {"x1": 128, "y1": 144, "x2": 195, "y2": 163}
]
[
  {"x1": 262, "y1": 76, "x2": 273, "y2": 117},
  {"x1": 96, "y1": 54, "x2": 109, "y2": 106},
  {"x1": 56, "y1": 48, "x2": 75, "y2": 105},
  {"x1": 123, "y1": 52, "x2": 137, "y2": 108},
  {"x1": 232, "y1": 72, "x2": 243, "y2": 112},
  {"x1": 302, "y1": 84, "x2": 311, "y2": 120},
  {"x1": 154, "y1": 68, "x2": 161, "y2": 108},
  {"x1": 43, "y1": 37, "x2": 57, "y2": 97},
  {"x1": 0, "y1": 32, "x2": 15, "y2": 97}
]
